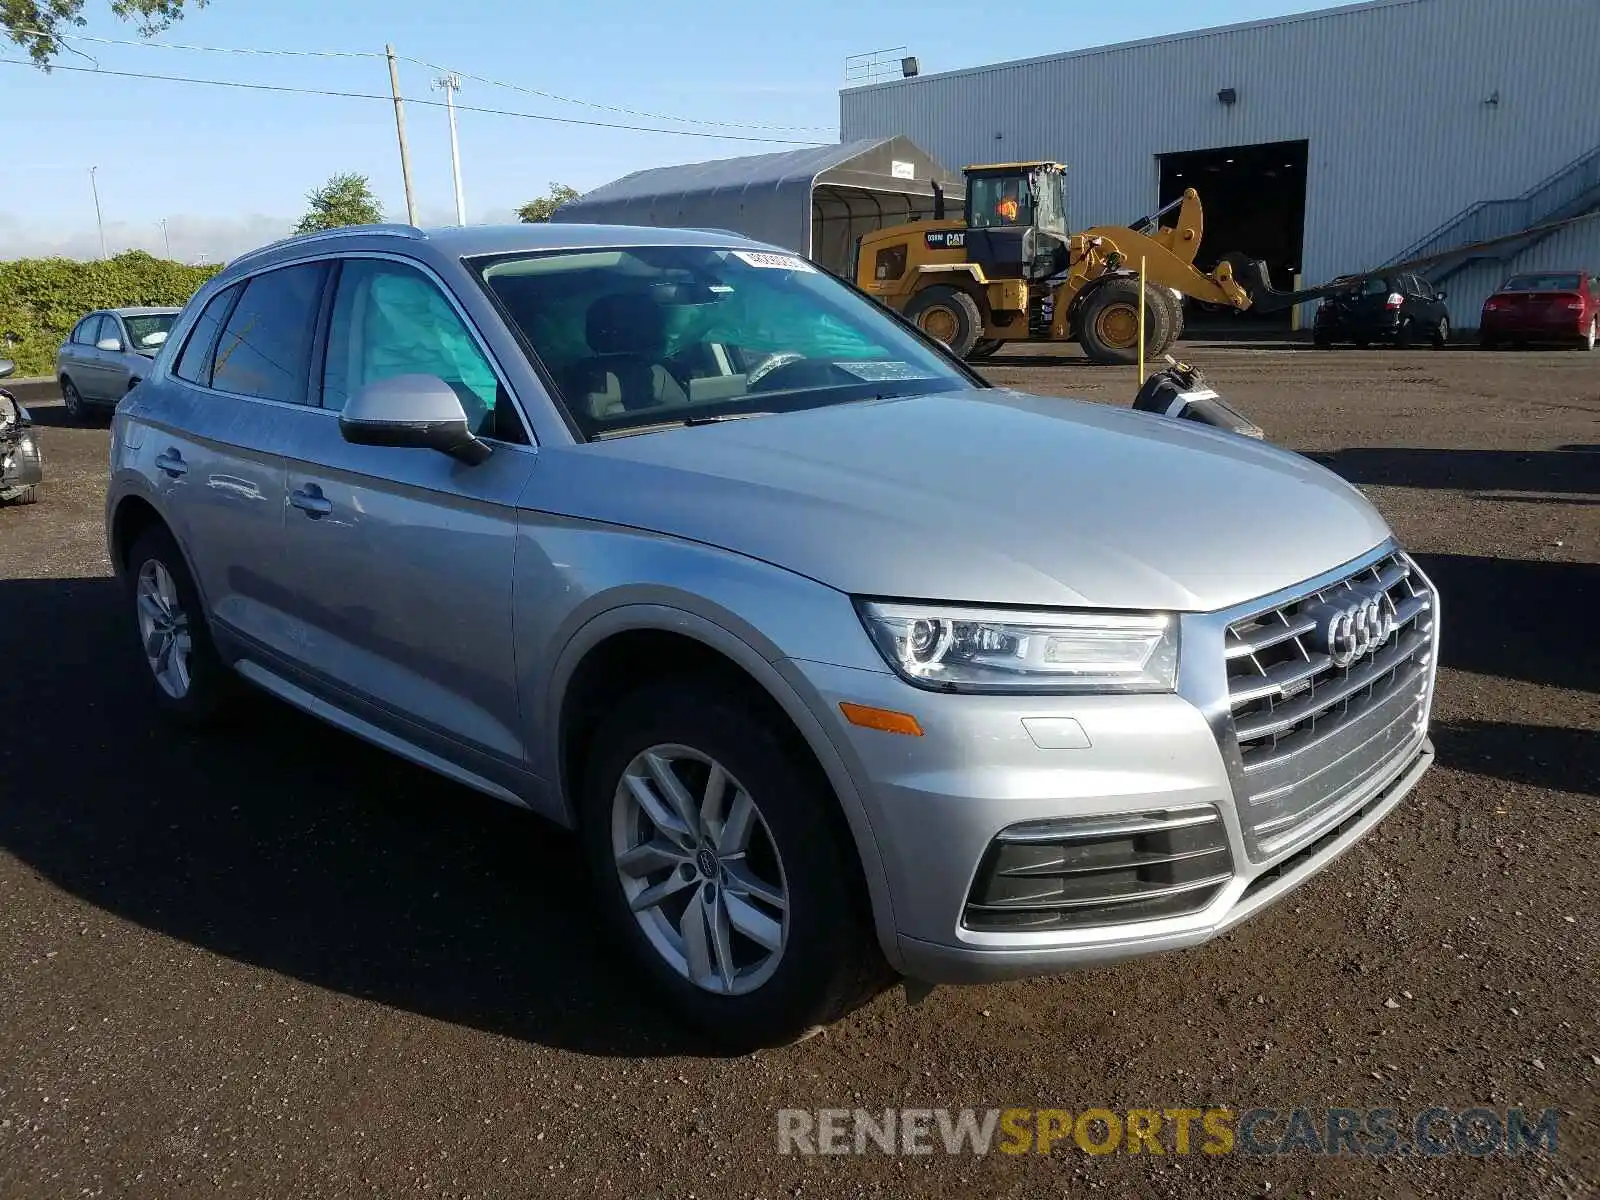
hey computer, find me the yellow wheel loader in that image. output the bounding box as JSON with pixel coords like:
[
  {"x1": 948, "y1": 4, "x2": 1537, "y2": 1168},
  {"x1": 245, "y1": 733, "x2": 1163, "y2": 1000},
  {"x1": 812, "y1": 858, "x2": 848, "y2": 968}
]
[{"x1": 854, "y1": 161, "x2": 1269, "y2": 365}]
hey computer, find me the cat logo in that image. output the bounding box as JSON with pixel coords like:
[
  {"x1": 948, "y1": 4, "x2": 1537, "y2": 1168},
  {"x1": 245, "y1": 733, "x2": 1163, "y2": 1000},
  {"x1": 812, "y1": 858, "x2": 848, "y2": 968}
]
[{"x1": 924, "y1": 231, "x2": 967, "y2": 250}]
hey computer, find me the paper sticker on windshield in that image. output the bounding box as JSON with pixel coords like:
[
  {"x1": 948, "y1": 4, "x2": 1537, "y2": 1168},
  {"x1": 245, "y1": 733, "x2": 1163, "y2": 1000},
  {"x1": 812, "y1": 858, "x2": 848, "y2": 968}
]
[
  {"x1": 732, "y1": 250, "x2": 816, "y2": 272},
  {"x1": 833, "y1": 360, "x2": 931, "y2": 382}
]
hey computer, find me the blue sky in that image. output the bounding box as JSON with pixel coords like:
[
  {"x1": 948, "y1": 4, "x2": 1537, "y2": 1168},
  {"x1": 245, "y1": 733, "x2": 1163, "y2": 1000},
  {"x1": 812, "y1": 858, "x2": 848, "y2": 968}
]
[{"x1": 2, "y1": 0, "x2": 1330, "y2": 261}]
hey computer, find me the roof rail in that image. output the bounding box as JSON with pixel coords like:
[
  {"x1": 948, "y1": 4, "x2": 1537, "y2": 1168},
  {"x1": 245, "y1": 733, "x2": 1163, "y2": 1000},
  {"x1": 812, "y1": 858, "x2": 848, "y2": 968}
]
[{"x1": 225, "y1": 223, "x2": 426, "y2": 268}]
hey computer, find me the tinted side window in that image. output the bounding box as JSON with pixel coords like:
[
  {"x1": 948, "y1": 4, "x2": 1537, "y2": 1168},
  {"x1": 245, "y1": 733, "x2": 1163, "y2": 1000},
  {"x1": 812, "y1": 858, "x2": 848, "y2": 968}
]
[
  {"x1": 174, "y1": 285, "x2": 241, "y2": 386},
  {"x1": 70, "y1": 317, "x2": 95, "y2": 345},
  {"x1": 322, "y1": 257, "x2": 515, "y2": 440},
  {"x1": 210, "y1": 263, "x2": 327, "y2": 404}
]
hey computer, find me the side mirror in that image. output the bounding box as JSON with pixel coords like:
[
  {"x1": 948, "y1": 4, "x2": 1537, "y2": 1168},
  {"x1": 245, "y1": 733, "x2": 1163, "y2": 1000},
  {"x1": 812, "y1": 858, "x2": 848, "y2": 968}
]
[
  {"x1": 1435, "y1": 291, "x2": 1448, "y2": 301},
  {"x1": 339, "y1": 374, "x2": 492, "y2": 465},
  {"x1": 0, "y1": 358, "x2": 14, "y2": 380},
  {"x1": 96, "y1": 337, "x2": 124, "y2": 352}
]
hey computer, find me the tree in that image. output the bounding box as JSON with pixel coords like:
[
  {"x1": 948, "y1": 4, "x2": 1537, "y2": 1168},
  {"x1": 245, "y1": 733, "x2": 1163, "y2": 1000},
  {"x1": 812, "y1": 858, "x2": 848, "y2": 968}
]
[
  {"x1": 4, "y1": 0, "x2": 206, "y2": 67},
  {"x1": 294, "y1": 172, "x2": 385, "y2": 235},
  {"x1": 517, "y1": 183, "x2": 581, "y2": 223}
]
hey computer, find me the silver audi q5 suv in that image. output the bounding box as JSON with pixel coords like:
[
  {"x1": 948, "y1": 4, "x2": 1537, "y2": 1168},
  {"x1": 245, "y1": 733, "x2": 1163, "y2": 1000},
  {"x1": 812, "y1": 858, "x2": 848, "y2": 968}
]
[{"x1": 105, "y1": 222, "x2": 1439, "y2": 1048}]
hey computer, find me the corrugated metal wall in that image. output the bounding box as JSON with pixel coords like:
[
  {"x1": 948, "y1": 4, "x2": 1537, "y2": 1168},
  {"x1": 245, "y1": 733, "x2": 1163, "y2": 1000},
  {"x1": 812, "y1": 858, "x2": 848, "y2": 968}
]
[{"x1": 839, "y1": 0, "x2": 1600, "y2": 327}]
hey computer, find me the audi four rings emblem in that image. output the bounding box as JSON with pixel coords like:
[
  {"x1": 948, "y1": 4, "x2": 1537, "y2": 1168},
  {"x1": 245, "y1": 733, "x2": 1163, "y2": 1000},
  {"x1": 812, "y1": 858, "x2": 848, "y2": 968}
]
[{"x1": 1309, "y1": 588, "x2": 1397, "y2": 667}]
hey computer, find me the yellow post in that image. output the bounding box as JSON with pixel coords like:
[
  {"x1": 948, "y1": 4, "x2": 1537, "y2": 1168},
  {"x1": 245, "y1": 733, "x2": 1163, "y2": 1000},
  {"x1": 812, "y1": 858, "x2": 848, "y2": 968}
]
[{"x1": 1138, "y1": 255, "x2": 1147, "y2": 383}]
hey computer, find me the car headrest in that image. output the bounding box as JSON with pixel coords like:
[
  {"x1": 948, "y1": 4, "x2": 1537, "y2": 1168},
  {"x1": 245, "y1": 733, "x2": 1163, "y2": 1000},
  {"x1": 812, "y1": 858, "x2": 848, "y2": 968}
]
[{"x1": 586, "y1": 291, "x2": 666, "y2": 357}]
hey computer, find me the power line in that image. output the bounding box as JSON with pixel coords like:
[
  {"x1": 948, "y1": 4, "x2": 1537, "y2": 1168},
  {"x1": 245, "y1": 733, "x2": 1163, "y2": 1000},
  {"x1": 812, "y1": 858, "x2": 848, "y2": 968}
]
[
  {"x1": 397, "y1": 55, "x2": 835, "y2": 134},
  {"x1": 24, "y1": 29, "x2": 836, "y2": 134},
  {"x1": 0, "y1": 58, "x2": 829, "y2": 144}
]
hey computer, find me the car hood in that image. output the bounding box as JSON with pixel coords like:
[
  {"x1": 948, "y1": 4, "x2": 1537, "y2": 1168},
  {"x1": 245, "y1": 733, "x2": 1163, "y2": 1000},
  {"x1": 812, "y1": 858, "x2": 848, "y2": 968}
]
[{"x1": 535, "y1": 388, "x2": 1392, "y2": 612}]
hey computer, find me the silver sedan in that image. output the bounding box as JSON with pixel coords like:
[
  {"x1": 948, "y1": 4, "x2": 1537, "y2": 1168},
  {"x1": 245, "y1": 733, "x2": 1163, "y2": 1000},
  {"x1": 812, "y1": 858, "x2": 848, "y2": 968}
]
[{"x1": 55, "y1": 306, "x2": 180, "y2": 421}]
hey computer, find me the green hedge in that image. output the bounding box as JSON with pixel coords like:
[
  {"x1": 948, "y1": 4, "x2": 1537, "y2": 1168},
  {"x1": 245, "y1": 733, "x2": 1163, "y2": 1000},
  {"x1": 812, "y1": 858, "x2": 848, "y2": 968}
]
[{"x1": 0, "y1": 250, "x2": 223, "y2": 378}]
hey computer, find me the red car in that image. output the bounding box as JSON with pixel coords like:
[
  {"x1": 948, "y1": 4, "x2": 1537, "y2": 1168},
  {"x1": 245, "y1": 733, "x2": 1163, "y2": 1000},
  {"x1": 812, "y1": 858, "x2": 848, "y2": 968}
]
[{"x1": 1479, "y1": 270, "x2": 1600, "y2": 350}]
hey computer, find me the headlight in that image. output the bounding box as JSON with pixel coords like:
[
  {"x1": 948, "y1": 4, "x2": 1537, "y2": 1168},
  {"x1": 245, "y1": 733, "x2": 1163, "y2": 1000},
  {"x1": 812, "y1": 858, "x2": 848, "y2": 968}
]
[{"x1": 856, "y1": 601, "x2": 1179, "y2": 694}]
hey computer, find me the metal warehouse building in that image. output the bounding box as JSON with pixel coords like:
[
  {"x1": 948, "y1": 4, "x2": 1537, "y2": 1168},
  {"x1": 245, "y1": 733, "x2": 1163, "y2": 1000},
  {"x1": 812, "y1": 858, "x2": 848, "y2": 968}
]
[{"x1": 839, "y1": 0, "x2": 1600, "y2": 328}]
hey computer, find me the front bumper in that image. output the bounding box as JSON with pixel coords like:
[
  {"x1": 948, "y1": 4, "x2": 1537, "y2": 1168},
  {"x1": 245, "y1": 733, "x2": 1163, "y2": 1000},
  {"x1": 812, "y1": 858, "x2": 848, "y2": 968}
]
[
  {"x1": 782, "y1": 544, "x2": 1437, "y2": 985},
  {"x1": 0, "y1": 426, "x2": 44, "y2": 497}
]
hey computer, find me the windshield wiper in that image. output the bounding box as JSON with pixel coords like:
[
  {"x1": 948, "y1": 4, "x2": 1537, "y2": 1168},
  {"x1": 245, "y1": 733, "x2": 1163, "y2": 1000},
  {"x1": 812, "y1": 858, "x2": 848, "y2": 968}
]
[{"x1": 592, "y1": 412, "x2": 775, "y2": 439}]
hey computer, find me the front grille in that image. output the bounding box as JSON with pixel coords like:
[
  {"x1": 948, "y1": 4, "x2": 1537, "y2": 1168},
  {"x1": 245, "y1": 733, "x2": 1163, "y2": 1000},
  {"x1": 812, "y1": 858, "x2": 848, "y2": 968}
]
[
  {"x1": 1224, "y1": 550, "x2": 1435, "y2": 860},
  {"x1": 962, "y1": 806, "x2": 1232, "y2": 932}
]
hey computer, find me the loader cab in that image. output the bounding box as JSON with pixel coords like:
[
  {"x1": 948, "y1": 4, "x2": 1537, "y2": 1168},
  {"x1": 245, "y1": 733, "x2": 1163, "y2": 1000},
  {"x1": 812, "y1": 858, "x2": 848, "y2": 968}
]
[{"x1": 962, "y1": 162, "x2": 1070, "y2": 281}]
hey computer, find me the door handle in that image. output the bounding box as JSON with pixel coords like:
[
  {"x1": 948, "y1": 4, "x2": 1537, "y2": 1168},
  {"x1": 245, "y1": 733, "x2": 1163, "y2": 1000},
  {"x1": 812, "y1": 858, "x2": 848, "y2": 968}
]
[
  {"x1": 289, "y1": 485, "x2": 332, "y2": 518},
  {"x1": 153, "y1": 449, "x2": 187, "y2": 478}
]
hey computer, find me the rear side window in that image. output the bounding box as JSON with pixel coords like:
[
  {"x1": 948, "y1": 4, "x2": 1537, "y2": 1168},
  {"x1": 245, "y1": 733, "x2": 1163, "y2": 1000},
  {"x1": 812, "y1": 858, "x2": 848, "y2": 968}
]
[
  {"x1": 210, "y1": 263, "x2": 328, "y2": 404},
  {"x1": 174, "y1": 285, "x2": 241, "y2": 386},
  {"x1": 71, "y1": 315, "x2": 99, "y2": 345}
]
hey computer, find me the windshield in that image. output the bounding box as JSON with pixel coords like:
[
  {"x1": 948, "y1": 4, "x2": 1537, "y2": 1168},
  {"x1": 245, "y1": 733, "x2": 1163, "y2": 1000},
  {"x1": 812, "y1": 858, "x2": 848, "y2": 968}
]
[
  {"x1": 122, "y1": 313, "x2": 176, "y2": 351},
  {"x1": 968, "y1": 175, "x2": 1033, "y2": 229},
  {"x1": 474, "y1": 244, "x2": 972, "y2": 438},
  {"x1": 1501, "y1": 273, "x2": 1581, "y2": 292}
]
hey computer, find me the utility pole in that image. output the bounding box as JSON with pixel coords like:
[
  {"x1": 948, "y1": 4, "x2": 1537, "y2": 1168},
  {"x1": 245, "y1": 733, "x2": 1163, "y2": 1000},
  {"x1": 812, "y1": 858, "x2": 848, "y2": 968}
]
[
  {"x1": 386, "y1": 44, "x2": 418, "y2": 225},
  {"x1": 434, "y1": 72, "x2": 466, "y2": 225},
  {"x1": 159, "y1": 218, "x2": 170, "y2": 257},
  {"x1": 89, "y1": 166, "x2": 106, "y2": 259}
]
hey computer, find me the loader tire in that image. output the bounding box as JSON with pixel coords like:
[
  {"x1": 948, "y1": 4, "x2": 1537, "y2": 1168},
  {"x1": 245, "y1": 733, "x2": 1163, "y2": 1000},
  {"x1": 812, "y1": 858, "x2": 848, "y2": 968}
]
[
  {"x1": 1077, "y1": 277, "x2": 1173, "y2": 365},
  {"x1": 1159, "y1": 289, "x2": 1185, "y2": 345},
  {"x1": 905, "y1": 286, "x2": 983, "y2": 358},
  {"x1": 966, "y1": 338, "x2": 1005, "y2": 361}
]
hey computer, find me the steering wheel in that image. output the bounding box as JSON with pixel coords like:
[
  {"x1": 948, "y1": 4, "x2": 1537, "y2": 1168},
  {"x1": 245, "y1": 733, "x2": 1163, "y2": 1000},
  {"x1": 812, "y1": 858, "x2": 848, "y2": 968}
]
[{"x1": 745, "y1": 352, "x2": 805, "y2": 389}]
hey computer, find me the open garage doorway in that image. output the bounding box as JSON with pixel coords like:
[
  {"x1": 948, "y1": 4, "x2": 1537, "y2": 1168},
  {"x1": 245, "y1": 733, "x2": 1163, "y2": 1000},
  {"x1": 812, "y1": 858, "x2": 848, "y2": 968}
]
[{"x1": 1158, "y1": 138, "x2": 1307, "y2": 334}]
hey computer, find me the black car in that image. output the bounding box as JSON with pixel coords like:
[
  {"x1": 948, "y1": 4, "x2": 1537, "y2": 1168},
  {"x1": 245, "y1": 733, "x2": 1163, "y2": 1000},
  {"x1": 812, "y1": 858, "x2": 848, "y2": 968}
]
[{"x1": 1313, "y1": 271, "x2": 1451, "y2": 348}]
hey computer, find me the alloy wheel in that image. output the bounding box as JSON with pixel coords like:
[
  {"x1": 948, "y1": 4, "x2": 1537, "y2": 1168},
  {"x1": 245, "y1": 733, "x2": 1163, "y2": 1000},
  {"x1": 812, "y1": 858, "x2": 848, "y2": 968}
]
[
  {"x1": 62, "y1": 379, "x2": 82, "y2": 418},
  {"x1": 135, "y1": 558, "x2": 194, "y2": 699},
  {"x1": 611, "y1": 744, "x2": 789, "y2": 996},
  {"x1": 1588, "y1": 318, "x2": 1597, "y2": 352}
]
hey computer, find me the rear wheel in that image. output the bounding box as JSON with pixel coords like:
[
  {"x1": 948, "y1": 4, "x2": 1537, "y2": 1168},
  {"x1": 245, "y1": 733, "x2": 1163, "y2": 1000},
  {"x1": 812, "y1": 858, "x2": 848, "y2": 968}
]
[
  {"x1": 1585, "y1": 317, "x2": 1597, "y2": 351},
  {"x1": 1159, "y1": 290, "x2": 1185, "y2": 344},
  {"x1": 125, "y1": 525, "x2": 239, "y2": 726},
  {"x1": 1432, "y1": 317, "x2": 1450, "y2": 349},
  {"x1": 60, "y1": 377, "x2": 86, "y2": 422},
  {"x1": 1396, "y1": 319, "x2": 1414, "y2": 349},
  {"x1": 579, "y1": 676, "x2": 887, "y2": 1050},
  {"x1": 903, "y1": 286, "x2": 983, "y2": 359},
  {"x1": 1076, "y1": 277, "x2": 1174, "y2": 365}
]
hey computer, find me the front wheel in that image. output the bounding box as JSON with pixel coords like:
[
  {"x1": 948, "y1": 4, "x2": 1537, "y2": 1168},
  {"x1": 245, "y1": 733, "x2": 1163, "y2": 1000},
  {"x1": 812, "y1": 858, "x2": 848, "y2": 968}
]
[
  {"x1": 1076, "y1": 277, "x2": 1174, "y2": 365},
  {"x1": 1432, "y1": 317, "x2": 1450, "y2": 349},
  {"x1": 965, "y1": 338, "x2": 1005, "y2": 361},
  {"x1": 579, "y1": 676, "x2": 886, "y2": 1049}
]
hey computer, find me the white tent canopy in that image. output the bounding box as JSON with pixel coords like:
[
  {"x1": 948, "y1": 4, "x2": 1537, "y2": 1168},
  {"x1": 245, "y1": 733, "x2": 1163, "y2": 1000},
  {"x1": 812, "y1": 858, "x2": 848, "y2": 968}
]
[{"x1": 550, "y1": 136, "x2": 966, "y2": 277}]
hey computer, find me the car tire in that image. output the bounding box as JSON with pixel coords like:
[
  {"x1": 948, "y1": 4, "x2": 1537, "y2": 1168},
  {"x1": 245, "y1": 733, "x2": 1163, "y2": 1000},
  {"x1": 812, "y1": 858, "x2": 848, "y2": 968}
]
[
  {"x1": 1, "y1": 485, "x2": 39, "y2": 505},
  {"x1": 1478, "y1": 335, "x2": 1498, "y2": 350},
  {"x1": 1585, "y1": 317, "x2": 1597, "y2": 352},
  {"x1": 1395, "y1": 319, "x2": 1414, "y2": 350},
  {"x1": 60, "y1": 376, "x2": 87, "y2": 422},
  {"x1": 1432, "y1": 317, "x2": 1450, "y2": 349},
  {"x1": 125, "y1": 525, "x2": 239, "y2": 727},
  {"x1": 578, "y1": 674, "x2": 888, "y2": 1050},
  {"x1": 1313, "y1": 332, "x2": 1333, "y2": 349},
  {"x1": 1077, "y1": 276, "x2": 1173, "y2": 365},
  {"x1": 904, "y1": 286, "x2": 983, "y2": 358}
]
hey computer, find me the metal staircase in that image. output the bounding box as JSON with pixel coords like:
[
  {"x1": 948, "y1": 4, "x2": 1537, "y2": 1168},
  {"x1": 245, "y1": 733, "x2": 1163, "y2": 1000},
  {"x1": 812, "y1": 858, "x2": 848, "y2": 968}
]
[{"x1": 1386, "y1": 143, "x2": 1600, "y2": 283}]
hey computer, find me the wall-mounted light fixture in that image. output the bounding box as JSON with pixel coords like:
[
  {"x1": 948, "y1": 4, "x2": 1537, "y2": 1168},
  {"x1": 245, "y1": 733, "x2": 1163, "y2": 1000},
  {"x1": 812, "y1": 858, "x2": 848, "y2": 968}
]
[{"x1": 1217, "y1": 87, "x2": 1238, "y2": 106}]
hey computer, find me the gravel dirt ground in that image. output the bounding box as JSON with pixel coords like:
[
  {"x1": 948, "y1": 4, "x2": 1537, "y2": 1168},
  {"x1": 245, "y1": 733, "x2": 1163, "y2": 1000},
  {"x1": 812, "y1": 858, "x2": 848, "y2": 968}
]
[{"x1": 1, "y1": 341, "x2": 1596, "y2": 1199}]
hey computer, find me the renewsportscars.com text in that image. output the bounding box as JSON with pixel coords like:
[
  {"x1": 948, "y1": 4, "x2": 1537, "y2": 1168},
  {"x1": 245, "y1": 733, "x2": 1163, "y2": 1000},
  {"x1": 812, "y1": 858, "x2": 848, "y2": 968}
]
[{"x1": 776, "y1": 1106, "x2": 1561, "y2": 1158}]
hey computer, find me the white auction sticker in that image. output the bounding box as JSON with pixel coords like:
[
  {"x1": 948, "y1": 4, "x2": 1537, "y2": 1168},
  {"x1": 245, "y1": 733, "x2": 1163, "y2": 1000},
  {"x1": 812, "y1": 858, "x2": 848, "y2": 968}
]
[
  {"x1": 732, "y1": 250, "x2": 816, "y2": 272},
  {"x1": 833, "y1": 360, "x2": 930, "y2": 382}
]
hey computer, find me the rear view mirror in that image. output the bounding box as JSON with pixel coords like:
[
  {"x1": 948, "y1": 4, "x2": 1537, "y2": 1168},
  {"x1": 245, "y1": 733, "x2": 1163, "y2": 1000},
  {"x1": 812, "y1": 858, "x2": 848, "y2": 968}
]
[
  {"x1": 339, "y1": 374, "x2": 491, "y2": 465},
  {"x1": 96, "y1": 337, "x2": 124, "y2": 353}
]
